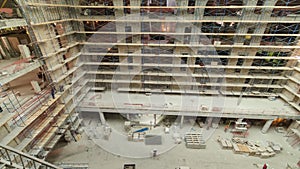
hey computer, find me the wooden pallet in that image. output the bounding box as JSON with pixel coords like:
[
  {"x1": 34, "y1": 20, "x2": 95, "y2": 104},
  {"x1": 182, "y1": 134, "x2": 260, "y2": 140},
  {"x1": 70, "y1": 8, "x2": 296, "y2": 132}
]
[{"x1": 237, "y1": 143, "x2": 250, "y2": 153}]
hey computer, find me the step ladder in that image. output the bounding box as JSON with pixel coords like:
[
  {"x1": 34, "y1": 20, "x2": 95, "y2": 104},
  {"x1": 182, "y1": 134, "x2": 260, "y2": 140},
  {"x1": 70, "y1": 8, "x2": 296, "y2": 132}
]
[{"x1": 0, "y1": 143, "x2": 61, "y2": 169}]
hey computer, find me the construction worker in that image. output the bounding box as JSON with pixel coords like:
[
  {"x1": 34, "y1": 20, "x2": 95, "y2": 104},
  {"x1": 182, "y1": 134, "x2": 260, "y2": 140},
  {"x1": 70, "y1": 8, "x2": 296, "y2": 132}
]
[
  {"x1": 51, "y1": 87, "x2": 56, "y2": 99},
  {"x1": 263, "y1": 163, "x2": 268, "y2": 169},
  {"x1": 152, "y1": 149, "x2": 157, "y2": 157},
  {"x1": 224, "y1": 125, "x2": 229, "y2": 132}
]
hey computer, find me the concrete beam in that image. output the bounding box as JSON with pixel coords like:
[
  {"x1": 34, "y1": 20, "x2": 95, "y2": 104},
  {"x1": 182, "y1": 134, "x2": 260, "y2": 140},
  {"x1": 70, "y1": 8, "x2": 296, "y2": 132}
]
[{"x1": 78, "y1": 107, "x2": 298, "y2": 120}]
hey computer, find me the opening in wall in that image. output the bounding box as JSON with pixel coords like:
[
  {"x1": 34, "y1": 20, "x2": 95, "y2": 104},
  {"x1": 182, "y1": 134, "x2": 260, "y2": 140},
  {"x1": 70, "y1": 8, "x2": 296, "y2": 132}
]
[
  {"x1": 233, "y1": 58, "x2": 243, "y2": 73},
  {"x1": 195, "y1": 57, "x2": 204, "y2": 66},
  {"x1": 123, "y1": 0, "x2": 131, "y2": 14},
  {"x1": 188, "y1": 0, "x2": 195, "y2": 14},
  {"x1": 127, "y1": 52, "x2": 133, "y2": 70},
  {"x1": 236, "y1": 58, "x2": 244, "y2": 66},
  {"x1": 181, "y1": 56, "x2": 188, "y2": 71}
]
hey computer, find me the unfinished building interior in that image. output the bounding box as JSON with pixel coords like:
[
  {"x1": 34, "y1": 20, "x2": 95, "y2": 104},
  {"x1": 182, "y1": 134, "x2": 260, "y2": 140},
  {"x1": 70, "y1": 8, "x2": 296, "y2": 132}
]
[{"x1": 0, "y1": 0, "x2": 299, "y2": 168}]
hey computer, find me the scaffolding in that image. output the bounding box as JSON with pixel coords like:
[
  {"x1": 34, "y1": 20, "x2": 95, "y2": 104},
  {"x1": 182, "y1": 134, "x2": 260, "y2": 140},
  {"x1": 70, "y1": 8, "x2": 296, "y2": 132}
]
[
  {"x1": 2, "y1": 0, "x2": 85, "y2": 161},
  {"x1": 11, "y1": 0, "x2": 299, "y2": 121}
]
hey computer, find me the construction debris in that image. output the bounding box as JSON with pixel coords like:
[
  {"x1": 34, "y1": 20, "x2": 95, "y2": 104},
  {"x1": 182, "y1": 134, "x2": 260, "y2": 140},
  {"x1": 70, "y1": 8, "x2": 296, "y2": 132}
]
[{"x1": 217, "y1": 137, "x2": 282, "y2": 158}]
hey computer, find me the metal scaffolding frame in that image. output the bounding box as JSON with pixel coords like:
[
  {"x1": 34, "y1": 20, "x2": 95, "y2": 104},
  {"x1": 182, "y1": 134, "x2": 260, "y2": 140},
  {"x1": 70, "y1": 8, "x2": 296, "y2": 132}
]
[{"x1": 5, "y1": 0, "x2": 298, "y2": 123}]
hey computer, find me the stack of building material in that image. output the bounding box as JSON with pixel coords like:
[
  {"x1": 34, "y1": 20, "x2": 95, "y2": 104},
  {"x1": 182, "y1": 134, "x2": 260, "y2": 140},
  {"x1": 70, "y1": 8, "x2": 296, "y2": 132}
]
[
  {"x1": 128, "y1": 132, "x2": 146, "y2": 142},
  {"x1": 268, "y1": 141, "x2": 282, "y2": 153},
  {"x1": 232, "y1": 142, "x2": 241, "y2": 153},
  {"x1": 217, "y1": 137, "x2": 281, "y2": 158},
  {"x1": 286, "y1": 121, "x2": 300, "y2": 149},
  {"x1": 237, "y1": 144, "x2": 250, "y2": 153},
  {"x1": 185, "y1": 132, "x2": 206, "y2": 149},
  {"x1": 261, "y1": 147, "x2": 276, "y2": 158},
  {"x1": 217, "y1": 137, "x2": 233, "y2": 149}
]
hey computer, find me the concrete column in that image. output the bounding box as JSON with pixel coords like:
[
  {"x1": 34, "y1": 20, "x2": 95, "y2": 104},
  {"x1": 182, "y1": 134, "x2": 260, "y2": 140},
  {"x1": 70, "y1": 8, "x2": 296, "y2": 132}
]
[
  {"x1": 237, "y1": 118, "x2": 243, "y2": 123},
  {"x1": 115, "y1": 22, "x2": 126, "y2": 42},
  {"x1": 190, "y1": 0, "x2": 208, "y2": 45},
  {"x1": 177, "y1": 0, "x2": 188, "y2": 15},
  {"x1": 172, "y1": 48, "x2": 184, "y2": 75},
  {"x1": 250, "y1": 0, "x2": 277, "y2": 45},
  {"x1": 113, "y1": 0, "x2": 125, "y2": 18},
  {"x1": 98, "y1": 112, "x2": 106, "y2": 125},
  {"x1": 190, "y1": 27, "x2": 199, "y2": 45},
  {"x1": 250, "y1": 23, "x2": 268, "y2": 45},
  {"x1": 233, "y1": 0, "x2": 258, "y2": 44},
  {"x1": 261, "y1": 119, "x2": 274, "y2": 134},
  {"x1": 180, "y1": 115, "x2": 184, "y2": 128},
  {"x1": 206, "y1": 117, "x2": 213, "y2": 130},
  {"x1": 130, "y1": 0, "x2": 140, "y2": 14},
  {"x1": 194, "y1": 0, "x2": 208, "y2": 19},
  {"x1": 118, "y1": 47, "x2": 129, "y2": 77}
]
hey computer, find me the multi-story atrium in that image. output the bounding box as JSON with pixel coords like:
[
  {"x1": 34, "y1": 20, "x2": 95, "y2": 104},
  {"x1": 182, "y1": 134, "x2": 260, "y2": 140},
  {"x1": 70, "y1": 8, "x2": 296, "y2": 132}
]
[{"x1": 0, "y1": 0, "x2": 299, "y2": 169}]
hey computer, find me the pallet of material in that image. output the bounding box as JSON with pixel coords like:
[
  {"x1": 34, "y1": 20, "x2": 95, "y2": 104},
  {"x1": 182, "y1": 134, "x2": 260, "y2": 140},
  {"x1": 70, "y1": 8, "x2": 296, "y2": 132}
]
[
  {"x1": 266, "y1": 147, "x2": 275, "y2": 153},
  {"x1": 237, "y1": 144, "x2": 250, "y2": 153},
  {"x1": 268, "y1": 141, "x2": 282, "y2": 153},
  {"x1": 261, "y1": 152, "x2": 276, "y2": 158},
  {"x1": 219, "y1": 139, "x2": 233, "y2": 149},
  {"x1": 185, "y1": 132, "x2": 206, "y2": 149},
  {"x1": 220, "y1": 139, "x2": 227, "y2": 149},
  {"x1": 186, "y1": 142, "x2": 206, "y2": 149},
  {"x1": 248, "y1": 146, "x2": 258, "y2": 156},
  {"x1": 271, "y1": 145, "x2": 281, "y2": 153},
  {"x1": 225, "y1": 140, "x2": 233, "y2": 149},
  {"x1": 257, "y1": 147, "x2": 267, "y2": 153},
  {"x1": 232, "y1": 142, "x2": 241, "y2": 153},
  {"x1": 219, "y1": 137, "x2": 281, "y2": 158},
  {"x1": 247, "y1": 140, "x2": 256, "y2": 147},
  {"x1": 185, "y1": 138, "x2": 206, "y2": 149}
]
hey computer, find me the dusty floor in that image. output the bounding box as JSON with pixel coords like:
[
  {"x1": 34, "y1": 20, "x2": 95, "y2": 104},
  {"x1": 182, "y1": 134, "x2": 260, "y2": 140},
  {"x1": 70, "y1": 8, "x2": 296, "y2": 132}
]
[
  {"x1": 80, "y1": 91, "x2": 298, "y2": 118},
  {"x1": 47, "y1": 115, "x2": 299, "y2": 169}
]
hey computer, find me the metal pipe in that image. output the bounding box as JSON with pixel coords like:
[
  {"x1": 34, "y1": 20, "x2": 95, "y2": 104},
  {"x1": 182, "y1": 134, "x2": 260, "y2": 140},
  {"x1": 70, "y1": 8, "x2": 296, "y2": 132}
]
[{"x1": 1, "y1": 0, "x2": 8, "y2": 8}]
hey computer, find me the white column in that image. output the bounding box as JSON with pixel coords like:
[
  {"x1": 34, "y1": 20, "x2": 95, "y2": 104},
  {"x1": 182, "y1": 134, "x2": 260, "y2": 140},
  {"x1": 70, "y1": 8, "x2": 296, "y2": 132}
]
[
  {"x1": 237, "y1": 118, "x2": 243, "y2": 123},
  {"x1": 180, "y1": 116, "x2": 184, "y2": 128},
  {"x1": 206, "y1": 117, "x2": 213, "y2": 129},
  {"x1": 31, "y1": 81, "x2": 41, "y2": 93},
  {"x1": 98, "y1": 112, "x2": 106, "y2": 125},
  {"x1": 261, "y1": 119, "x2": 274, "y2": 134}
]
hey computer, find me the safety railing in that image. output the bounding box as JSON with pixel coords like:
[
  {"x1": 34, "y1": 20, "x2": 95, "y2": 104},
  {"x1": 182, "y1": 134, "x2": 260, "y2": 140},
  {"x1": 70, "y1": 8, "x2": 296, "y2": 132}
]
[{"x1": 0, "y1": 143, "x2": 61, "y2": 169}]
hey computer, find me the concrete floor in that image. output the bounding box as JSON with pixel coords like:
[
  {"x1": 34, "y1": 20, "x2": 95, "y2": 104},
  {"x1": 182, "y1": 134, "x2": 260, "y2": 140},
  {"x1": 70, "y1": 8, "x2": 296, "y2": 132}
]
[
  {"x1": 79, "y1": 91, "x2": 298, "y2": 118},
  {"x1": 82, "y1": 113, "x2": 204, "y2": 158},
  {"x1": 47, "y1": 116, "x2": 299, "y2": 169},
  {"x1": 0, "y1": 57, "x2": 35, "y2": 82},
  {"x1": 8, "y1": 69, "x2": 42, "y2": 95}
]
